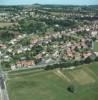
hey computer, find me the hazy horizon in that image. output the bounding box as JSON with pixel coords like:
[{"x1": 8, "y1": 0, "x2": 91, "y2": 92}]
[{"x1": 0, "y1": 0, "x2": 98, "y2": 5}]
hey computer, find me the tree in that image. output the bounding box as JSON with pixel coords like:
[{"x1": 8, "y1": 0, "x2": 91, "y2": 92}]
[
  {"x1": 67, "y1": 85, "x2": 75, "y2": 93},
  {"x1": 0, "y1": 31, "x2": 15, "y2": 42},
  {"x1": 1, "y1": 61, "x2": 11, "y2": 71},
  {"x1": 19, "y1": 19, "x2": 47, "y2": 34},
  {"x1": 84, "y1": 53, "x2": 96, "y2": 64}
]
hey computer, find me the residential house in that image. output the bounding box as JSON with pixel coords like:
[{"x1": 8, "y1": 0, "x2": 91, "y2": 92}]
[{"x1": 16, "y1": 60, "x2": 35, "y2": 68}]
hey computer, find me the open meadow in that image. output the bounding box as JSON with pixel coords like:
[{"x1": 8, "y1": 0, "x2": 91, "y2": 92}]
[
  {"x1": 0, "y1": 22, "x2": 16, "y2": 28},
  {"x1": 95, "y1": 41, "x2": 98, "y2": 52},
  {"x1": 6, "y1": 62, "x2": 98, "y2": 100}
]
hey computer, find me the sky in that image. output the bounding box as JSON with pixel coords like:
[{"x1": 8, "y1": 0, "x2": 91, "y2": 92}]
[{"x1": 0, "y1": 0, "x2": 98, "y2": 5}]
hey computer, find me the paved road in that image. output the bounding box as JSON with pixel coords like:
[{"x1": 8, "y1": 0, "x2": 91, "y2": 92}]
[{"x1": 0, "y1": 75, "x2": 9, "y2": 100}]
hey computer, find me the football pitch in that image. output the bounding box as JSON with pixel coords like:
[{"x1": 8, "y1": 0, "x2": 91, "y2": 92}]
[{"x1": 6, "y1": 62, "x2": 98, "y2": 100}]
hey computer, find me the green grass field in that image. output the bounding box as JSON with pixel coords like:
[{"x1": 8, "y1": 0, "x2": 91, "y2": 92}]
[
  {"x1": 0, "y1": 23, "x2": 13, "y2": 27},
  {"x1": 6, "y1": 62, "x2": 98, "y2": 100},
  {"x1": 0, "y1": 22, "x2": 17, "y2": 28},
  {"x1": 94, "y1": 41, "x2": 98, "y2": 52}
]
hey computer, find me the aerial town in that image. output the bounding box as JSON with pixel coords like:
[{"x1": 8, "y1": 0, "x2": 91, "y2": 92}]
[
  {"x1": 0, "y1": 5, "x2": 98, "y2": 70},
  {"x1": 0, "y1": 3, "x2": 98, "y2": 100}
]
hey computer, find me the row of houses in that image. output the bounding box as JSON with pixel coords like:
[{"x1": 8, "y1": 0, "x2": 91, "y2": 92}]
[{"x1": 11, "y1": 60, "x2": 35, "y2": 70}]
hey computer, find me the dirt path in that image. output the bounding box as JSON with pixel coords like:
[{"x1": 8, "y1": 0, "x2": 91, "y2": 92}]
[{"x1": 54, "y1": 69, "x2": 71, "y2": 82}]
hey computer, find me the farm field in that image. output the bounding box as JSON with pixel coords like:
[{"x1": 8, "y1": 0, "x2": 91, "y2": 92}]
[
  {"x1": 94, "y1": 41, "x2": 98, "y2": 52},
  {"x1": 0, "y1": 22, "x2": 16, "y2": 28},
  {"x1": 6, "y1": 62, "x2": 98, "y2": 100}
]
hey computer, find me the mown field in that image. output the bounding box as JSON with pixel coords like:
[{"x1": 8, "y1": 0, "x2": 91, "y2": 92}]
[
  {"x1": 6, "y1": 62, "x2": 98, "y2": 100},
  {"x1": 95, "y1": 41, "x2": 98, "y2": 52}
]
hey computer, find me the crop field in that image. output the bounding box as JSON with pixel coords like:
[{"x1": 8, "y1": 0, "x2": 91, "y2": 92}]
[
  {"x1": 0, "y1": 23, "x2": 15, "y2": 28},
  {"x1": 68, "y1": 69, "x2": 95, "y2": 85},
  {"x1": 6, "y1": 62, "x2": 98, "y2": 100}
]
